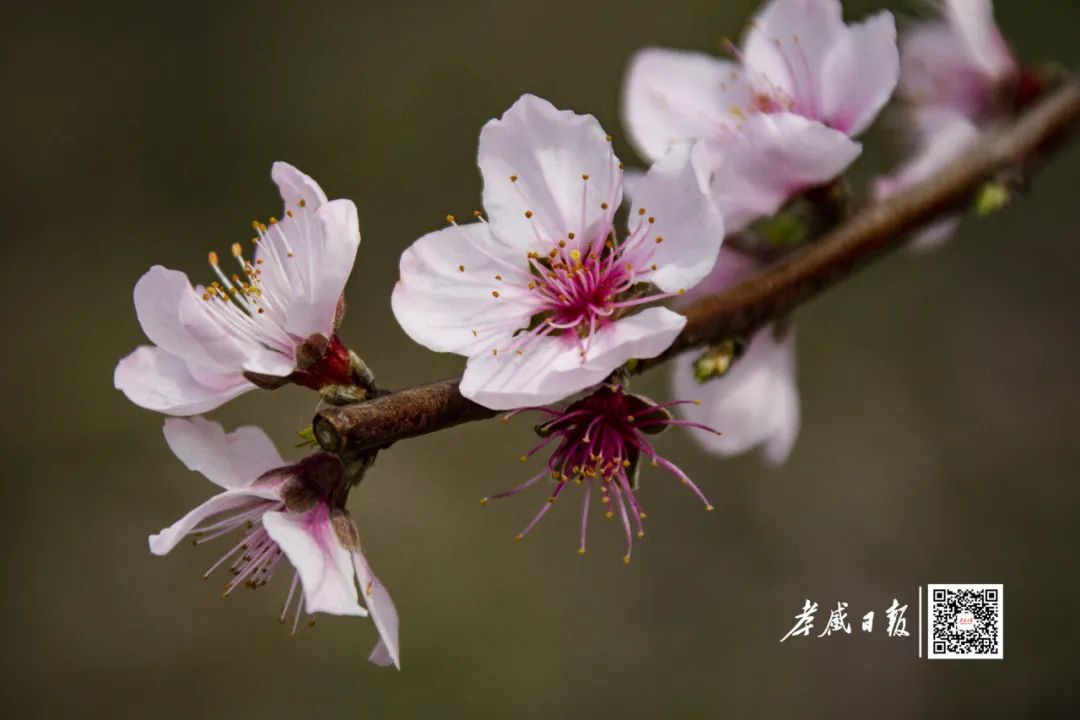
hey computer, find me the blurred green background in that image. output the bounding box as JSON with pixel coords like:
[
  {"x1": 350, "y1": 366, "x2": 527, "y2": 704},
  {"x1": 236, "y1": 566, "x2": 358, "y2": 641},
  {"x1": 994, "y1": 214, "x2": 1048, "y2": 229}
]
[{"x1": 2, "y1": 0, "x2": 1078, "y2": 717}]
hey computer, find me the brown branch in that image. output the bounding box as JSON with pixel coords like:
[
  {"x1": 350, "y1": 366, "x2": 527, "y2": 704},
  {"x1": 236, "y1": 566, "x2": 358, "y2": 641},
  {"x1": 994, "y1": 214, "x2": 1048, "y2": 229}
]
[{"x1": 314, "y1": 78, "x2": 1080, "y2": 456}]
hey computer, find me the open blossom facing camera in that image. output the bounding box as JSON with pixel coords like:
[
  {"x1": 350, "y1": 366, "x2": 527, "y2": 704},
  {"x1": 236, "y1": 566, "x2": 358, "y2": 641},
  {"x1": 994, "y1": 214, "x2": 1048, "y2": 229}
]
[
  {"x1": 483, "y1": 384, "x2": 719, "y2": 562},
  {"x1": 114, "y1": 163, "x2": 365, "y2": 415},
  {"x1": 875, "y1": 0, "x2": 1023, "y2": 249},
  {"x1": 671, "y1": 249, "x2": 800, "y2": 465},
  {"x1": 151, "y1": 417, "x2": 400, "y2": 668},
  {"x1": 623, "y1": 0, "x2": 899, "y2": 232},
  {"x1": 391, "y1": 94, "x2": 725, "y2": 410}
]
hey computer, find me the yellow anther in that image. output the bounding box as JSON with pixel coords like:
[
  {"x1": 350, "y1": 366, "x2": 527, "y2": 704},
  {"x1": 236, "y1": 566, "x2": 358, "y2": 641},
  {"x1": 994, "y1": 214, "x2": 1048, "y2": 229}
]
[
  {"x1": 655, "y1": 236, "x2": 664, "y2": 244},
  {"x1": 637, "y1": 531, "x2": 645, "y2": 539},
  {"x1": 480, "y1": 497, "x2": 489, "y2": 506},
  {"x1": 492, "y1": 290, "x2": 500, "y2": 298},
  {"x1": 605, "y1": 511, "x2": 614, "y2": 519},
  {"x1": 570, "y1": 250, "x2": 581, "y2": 262},
  {"x1": 577, "y1": 547, "x2": 586, "y2": 555},
  {"x1": 706, "y1": 504, "x2": 715, "y2": 512},
  {"x1": 495, "y1": 274, "x2": 502, "y2": 281},
  {"x1": 605, "y1": 134, "x2": 613, "y2": 142},
  {"x1": 639, "y1": 512, "x2": 647, "y2": 519},
  {"x1": 693, "y1": 399, "x2": 703, "y2": 405},
  {"x1": 509, "y1": 175, "x2": 518, "y2": 182},
  {"x1": 622, "y1": 555, "x2": 631, "y2": 564},
  {"x1": 638, "y1": 207, "x2": 646, "y2": 216},
  {"x1": 513, "y1": 534, "x2": 523, "y2": 543},
  {"x1": 458, "y1": 264, "x2": 465, "y2": 272},
  {"x1": 231, "y1": 242, "x2": 243, "y2": 257},
  {"x1": 473, "y1": 209, "x2": 483, "y2": 218},
  {"x1": 446, "y1": 214, "x2": 456, "y2": 223},
  {"x1": 582, "y1": 173, "x2": 590, "y2": 180},
  {"x1": 286, "y1": 210, "x2": 294, "y2": 218},
  {"x1": 626, "y1": 415, "x2": 635, "y2": 422},
  {"x1": 519, "y1": 455, "x2": 528, "y2": 462},
  {"x1": 268, "y1": 216, "x2": 277, "y2": 224},
  {"x1": 208, "y1": 251, "x2": 219, "y2": 266}
]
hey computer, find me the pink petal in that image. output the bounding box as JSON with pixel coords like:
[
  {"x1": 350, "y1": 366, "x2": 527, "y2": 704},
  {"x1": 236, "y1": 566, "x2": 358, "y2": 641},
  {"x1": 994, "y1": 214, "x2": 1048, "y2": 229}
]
[
  {"x1": 461, "y1": 307, "x2": 685, "y2": 410},
  {"x1": 114, "y1": 345, "x2": 254, "y2": 416},
  {"x1": 460, "y1": 333, "x2": 582, "y2": 410},
  {"x1": 622, "y1": 47, "x2": 750, "y2": 162},
  {"x1": 262, "y1": 505, "x2": 367, "y2": 617},
  {"x1": 478, "y1": 94, "x2": 622, "y2": 253},
  {"x1": 703, "y1": 112, "x2": 861, "y2": 233},
  {"x1": 353, "y1": 551, "x2": 401, "y2": 669},
  {"x1": 572, "y1": 306, "x2": 686, "y2": 373},
  {"x1": 629, "y1": 141, "x2": 725, "y2": 293},
  {"x1": 391, "y1": 222, "x2": 538, "y2": 356},
  {"x1": 162, "y1": 417, "x2": 285, "y2": 490},
  {"x1": 742, "y1": 0, "x2": 846, "y2": 116},
  {"x1": 821, "y1": 11, "x2": 898, "y2": 136},
  {"x1": 945, "y1": 0, "x2": 1016, "y2": 81},
  {"x1": 672, "y1": 325, "x2": 799, "y2": 465},
  {"x1": 134, "y1": 265, "x2": 295, "y2": 377},
  {"x1": 148, "y1": 487, "x2": 279, "y2": 556},
  {"x1": 272, "y1": 161, "x2": 329, "y2": 212}
]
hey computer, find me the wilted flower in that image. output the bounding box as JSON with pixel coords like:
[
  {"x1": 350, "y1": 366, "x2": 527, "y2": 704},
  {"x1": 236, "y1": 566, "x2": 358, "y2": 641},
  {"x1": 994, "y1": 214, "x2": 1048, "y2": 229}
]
[
  {"x1": 875, "y1": 0, "x2": 1024, "y2": 249},
  {"x1": 482, "y1": 384, "x2": 720, "y2": 562},
  {"x1": 115, "y1": 163, "x2": 366, "y2": 415},
  {"x1": 671, "y1": 249, "x2": 800, "y2": 465},
  {"x1": 392, "y1": 94, "x2": 725, "y2": 410},
  {"x1": 623, "y1": 0, "x2": 899, "y2": 232},
  {"x1": 150, "y1": 417, "x2": 400, "y2": 668}
]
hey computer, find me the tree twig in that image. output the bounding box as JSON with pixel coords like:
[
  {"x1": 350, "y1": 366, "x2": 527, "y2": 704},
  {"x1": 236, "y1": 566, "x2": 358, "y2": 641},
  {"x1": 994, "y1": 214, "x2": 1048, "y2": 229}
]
[{"x1": 314, "y1": 78, "x2": 1080, "y2": 456}]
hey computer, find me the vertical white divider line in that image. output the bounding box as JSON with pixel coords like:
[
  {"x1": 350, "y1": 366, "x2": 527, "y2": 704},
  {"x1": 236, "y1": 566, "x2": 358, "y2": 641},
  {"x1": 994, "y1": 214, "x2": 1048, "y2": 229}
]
[{"x1": 918, "y1": 586, "x2": 923, "y2": 659}]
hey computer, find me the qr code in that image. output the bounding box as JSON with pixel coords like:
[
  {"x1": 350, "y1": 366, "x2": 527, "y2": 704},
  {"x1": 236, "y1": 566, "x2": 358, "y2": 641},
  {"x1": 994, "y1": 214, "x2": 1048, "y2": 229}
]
[{"x1": 927, "y1": 584, "x2": 1003, "y2": 659}]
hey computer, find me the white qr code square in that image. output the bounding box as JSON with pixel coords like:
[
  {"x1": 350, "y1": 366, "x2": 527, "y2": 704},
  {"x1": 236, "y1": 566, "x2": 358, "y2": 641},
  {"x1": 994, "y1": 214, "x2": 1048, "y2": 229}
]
[{"x1": 927, "y1": 584, "x2": 1003, "y2": 659}]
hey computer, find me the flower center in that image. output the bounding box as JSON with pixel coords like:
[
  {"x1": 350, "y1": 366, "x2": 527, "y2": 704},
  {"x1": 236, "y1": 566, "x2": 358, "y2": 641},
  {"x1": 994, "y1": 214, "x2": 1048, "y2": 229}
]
[
  {"x1": 483, "y1": 386, "x2": 722, "y2": 561},
  {"x1": 198, "y1": 200, "x2": 317, "y2": 357}
]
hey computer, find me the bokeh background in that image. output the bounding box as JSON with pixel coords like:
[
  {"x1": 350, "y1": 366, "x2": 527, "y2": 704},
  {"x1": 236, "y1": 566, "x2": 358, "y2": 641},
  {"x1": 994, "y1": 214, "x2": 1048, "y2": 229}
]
[{"x1": 3, "y1": 0, "x2": 1078, "y2": 717}]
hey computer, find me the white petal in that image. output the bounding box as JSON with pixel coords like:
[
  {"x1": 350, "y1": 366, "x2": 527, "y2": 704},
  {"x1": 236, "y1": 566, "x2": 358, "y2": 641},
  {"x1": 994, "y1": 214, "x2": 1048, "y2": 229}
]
[
  {"x1": 272, "y1": 161, "x2": 329, "y2": 212},
  {"x1": 622, "y1": 47, "x2": 750, "y2": 162},
  {"x1": 162, "y1": 417, "x2": 284, "y2": 490},
  {"x1": 262, "y1": 506, "x2": 368, "y2": 617},
  {"x1": 460, "y1": 333, "x2": 582, "y2": 410},
  {"x1": 703, "y1": 113, "x2": 860, "y2": 233},
  {"x1": 148, "y1": 488, "x2": 278, "y2": 556},
  {"x1": 945, "y1": 0, "x2": 1016, "y2": 80},
  {"x1": 629, "y1": 142, "x2": 725, "y2": 292},
  {"x1": 743, "y1": 0, "x2": 846, "y2": 115},
  {"x1": 252, "y1": 199, "x2": 360, "y2": 341},
  {"x1": 133, "y1": 265, "x2": 295, "y2": 376},
  {"x1": 354, "y1": 552, "x2": 401, "y2": 669},
  {"x1": 461, "y1": 307, "x2": 685, "y2": 410},
  {"x1": 114, "y1": 345, "x2": 254, "y2": 416},
  {"x1": 820, "y1": 12, "x2": 898, "y2": 136},
  {"x1": 672, "y1": 326, "x2": 799, "y2": 465},
  {"x1": 479, "y1": 94, "x2": 621, "y2": 252},
  {"x1": 392, "y1": 222, "x2": 538, "y2": 356}
]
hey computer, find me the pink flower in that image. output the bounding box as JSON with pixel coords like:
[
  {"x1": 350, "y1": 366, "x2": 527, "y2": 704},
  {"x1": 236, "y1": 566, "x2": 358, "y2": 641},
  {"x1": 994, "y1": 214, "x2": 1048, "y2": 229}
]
[
  {"x1": 623, "y1": 0, "x2": 899, "y2": 232},
  {"x1": 875, "y1": 1, "x2": 1020, "y2": 250},
  {"x1": 670, "y1": 249, "x2": 800, "y2": 464},
  {"x1": 898, "y1": 0, "x2": 1017, "y2": 121},
  {"x1": 482, "y1": 384, "x2": 720, "y2": 562},
  {"x1": 391, "y1": 94, "x2": 725, "y2": 410},
  {"x1": 150, "y1": 417, "x2": 400, "y2": 668},
  {"x1": 114, "y1": 163, "x2": 362, "y2": 415}
]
